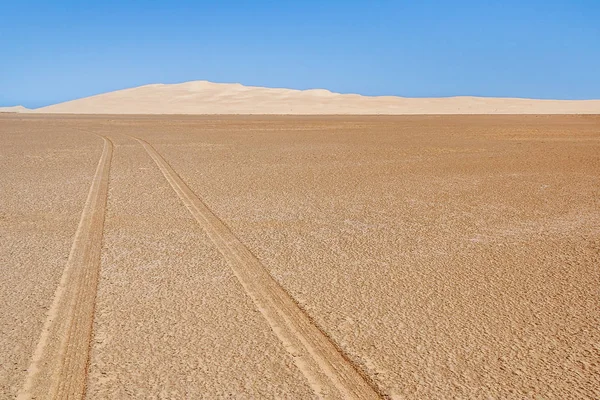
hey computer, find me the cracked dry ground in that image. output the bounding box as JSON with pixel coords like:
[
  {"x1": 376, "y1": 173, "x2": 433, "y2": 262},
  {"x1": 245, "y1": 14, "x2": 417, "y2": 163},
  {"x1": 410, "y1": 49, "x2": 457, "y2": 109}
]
[{"x1": 1, "y1": 114, "x2": 599, "y2": 399}]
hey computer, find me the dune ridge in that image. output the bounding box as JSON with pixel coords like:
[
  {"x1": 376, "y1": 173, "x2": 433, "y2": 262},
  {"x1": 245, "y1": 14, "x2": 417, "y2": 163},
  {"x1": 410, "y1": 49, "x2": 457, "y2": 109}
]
[
  {"x1": 0, "y1": 105, "x2": 31, "y2": 113},
  {"x1": 9, "y1": 81, "x2": 600, "y2": 114}
]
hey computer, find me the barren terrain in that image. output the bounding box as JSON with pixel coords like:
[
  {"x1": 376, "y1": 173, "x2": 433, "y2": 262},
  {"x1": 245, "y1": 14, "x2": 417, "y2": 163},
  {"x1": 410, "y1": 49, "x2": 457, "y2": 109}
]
[{"x1": 1, "y1": 114, "x2": 599, "y2": 399}]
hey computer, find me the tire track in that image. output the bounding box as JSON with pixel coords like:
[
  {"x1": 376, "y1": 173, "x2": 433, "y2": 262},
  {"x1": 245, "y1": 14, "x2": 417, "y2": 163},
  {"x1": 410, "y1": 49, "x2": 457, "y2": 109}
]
[
  {"x1": 135, "y1": 137, "x2": 381, "y2": 399},
  {"x1": 18, "y1": 136, "x2": 113, "y2": 400}
]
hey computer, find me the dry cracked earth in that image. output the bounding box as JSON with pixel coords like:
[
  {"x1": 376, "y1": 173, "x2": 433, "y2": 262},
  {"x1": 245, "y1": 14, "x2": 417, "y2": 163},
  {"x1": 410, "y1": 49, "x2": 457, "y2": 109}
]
[{"x1": 1, "y1": 114, "x2": 599, "y2": 399}]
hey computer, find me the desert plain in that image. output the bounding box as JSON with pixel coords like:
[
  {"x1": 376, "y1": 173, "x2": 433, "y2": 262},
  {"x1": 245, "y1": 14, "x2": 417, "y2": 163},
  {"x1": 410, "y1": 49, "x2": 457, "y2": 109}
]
[{"x1": 0, "y1": 113, "x2": 599, "y2": 399}]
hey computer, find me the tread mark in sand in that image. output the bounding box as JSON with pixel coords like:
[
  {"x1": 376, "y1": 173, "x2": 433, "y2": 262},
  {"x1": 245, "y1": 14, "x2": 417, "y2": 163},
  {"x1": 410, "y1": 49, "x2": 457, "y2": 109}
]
[
  {"x1": 18, "y1": 135, "x2": 113, "y2": 400},
  {"x1": 135, "y1": 137, "x2": 382, "y2": 400}
]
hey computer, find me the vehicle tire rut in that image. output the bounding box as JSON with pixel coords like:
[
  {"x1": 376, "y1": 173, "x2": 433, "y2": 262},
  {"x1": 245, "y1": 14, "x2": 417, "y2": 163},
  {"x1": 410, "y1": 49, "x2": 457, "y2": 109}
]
[
  {"x1": 135, "y1": 137, "x2": 381, "y2": 399},
  {"x1": 18, "y1": 135, "x2": 113, "y2": 400}
]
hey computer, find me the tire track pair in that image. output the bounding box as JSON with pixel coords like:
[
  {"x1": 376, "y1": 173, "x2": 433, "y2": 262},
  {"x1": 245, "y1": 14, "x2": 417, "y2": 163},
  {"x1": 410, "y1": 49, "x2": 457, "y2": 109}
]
[{"x1": 19, "y1": 133, "x2": 381, "y2": 399}]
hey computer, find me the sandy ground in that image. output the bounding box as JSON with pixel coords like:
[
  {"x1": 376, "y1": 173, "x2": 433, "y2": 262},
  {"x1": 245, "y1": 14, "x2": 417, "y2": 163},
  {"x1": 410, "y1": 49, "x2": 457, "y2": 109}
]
[
  {"x1": 18, "y1": 81, "x2": 600, "y2": 114},
  {"x1": 1, "y1": 114, "x2": 599, "y2": 399},
  {"x1": 0, "y1": 121, "x2": 101, "y2": 397}
]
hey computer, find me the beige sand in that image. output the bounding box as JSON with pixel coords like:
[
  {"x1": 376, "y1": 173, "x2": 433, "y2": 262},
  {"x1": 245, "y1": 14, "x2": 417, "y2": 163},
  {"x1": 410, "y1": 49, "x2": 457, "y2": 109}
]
[
  {"x1": 1, "y1": 114, "x2": 599, "y2": 399},
  {"x1": 0, "y1": 106, "x2": 31, "y2": 113},
  {"x1": 17, "y1": 136, "x2": 112, "y2": 399},
  {"x1": 0, "y1": 121, "x2": 101, "y2": 398},
  {"x1": 24, "y1": 81, "x2": 600, "y2": 114}
]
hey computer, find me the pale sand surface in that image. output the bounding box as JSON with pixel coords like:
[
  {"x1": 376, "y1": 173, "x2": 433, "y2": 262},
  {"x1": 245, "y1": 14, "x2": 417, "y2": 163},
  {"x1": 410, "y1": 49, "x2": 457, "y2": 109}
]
[
  {"x1": 0, "y1": 106, "x2": 31, "y2": 113},
  {"x1": 1, "y1": 114, "x2": 599, "y2": 399},
  {"x1": 29, "y1": 81, "x2": 600, "y2": 114}
]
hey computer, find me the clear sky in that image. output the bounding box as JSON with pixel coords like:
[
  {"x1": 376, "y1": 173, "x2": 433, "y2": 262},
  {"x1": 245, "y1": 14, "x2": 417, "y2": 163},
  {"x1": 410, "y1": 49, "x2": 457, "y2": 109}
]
[{"x1": 1, "y1": 0, "x2": 599, "y2": 108}]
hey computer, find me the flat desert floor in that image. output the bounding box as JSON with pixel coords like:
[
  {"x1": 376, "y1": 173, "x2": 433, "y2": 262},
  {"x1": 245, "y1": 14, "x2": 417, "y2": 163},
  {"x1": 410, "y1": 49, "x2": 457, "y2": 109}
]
[{"x1": 1, "y1": 114, "x2": 599, "y2": 399}]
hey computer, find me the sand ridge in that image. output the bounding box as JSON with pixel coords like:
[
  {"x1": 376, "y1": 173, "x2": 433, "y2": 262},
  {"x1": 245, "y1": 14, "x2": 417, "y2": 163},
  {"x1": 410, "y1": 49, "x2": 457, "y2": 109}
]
[
  {"x1": 19, "y1": 81, "x2": 600, "y2": 114},
  {"x1": 0, "y1": 106, "x2": 31, "y2": 113}
]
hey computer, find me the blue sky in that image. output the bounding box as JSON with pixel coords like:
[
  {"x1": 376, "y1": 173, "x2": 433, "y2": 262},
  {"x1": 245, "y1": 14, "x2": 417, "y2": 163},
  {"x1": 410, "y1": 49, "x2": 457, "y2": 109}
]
[{"x1": 1, "y1": 0, "x2": 599, "y2": 108}]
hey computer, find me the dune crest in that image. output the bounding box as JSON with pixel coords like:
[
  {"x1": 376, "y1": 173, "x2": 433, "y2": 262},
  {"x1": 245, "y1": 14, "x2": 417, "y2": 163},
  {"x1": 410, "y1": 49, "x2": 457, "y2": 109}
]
[{"x1": 23, "y1": 81, "x2": 600, "y2": 114}]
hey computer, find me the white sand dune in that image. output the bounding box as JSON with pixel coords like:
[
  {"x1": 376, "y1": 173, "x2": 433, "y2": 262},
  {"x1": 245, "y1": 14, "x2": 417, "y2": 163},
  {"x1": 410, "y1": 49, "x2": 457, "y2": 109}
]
[
  {"x1": 29, "y1": 81, "x2": 600, "y2": 114},
  {"x1": 0, "y1": 105, "x2": 31, "y2": 113}
]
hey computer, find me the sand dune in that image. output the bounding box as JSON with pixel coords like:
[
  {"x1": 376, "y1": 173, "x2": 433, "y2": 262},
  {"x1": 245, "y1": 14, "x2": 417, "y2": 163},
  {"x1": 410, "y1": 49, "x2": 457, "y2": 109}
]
[
  {"x1": 26, "y1": 81, "x2": 600, "y2": 114},
  {"x1": 0, "y1": 106, "x2": 30, "y2": 113}
]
